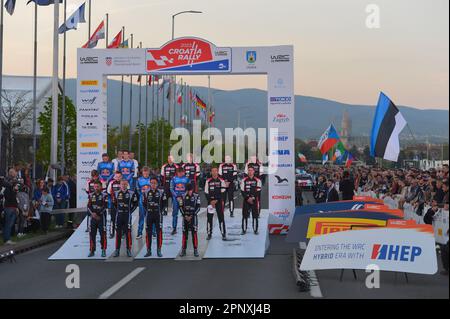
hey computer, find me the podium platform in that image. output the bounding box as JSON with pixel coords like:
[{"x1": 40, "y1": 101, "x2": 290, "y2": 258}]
[{"x1": 48, "y1": 208, "x2": 270, "y2": 260}]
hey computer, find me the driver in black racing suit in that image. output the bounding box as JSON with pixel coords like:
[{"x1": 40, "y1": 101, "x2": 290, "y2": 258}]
[{"x1": 179, "y1": 184, "x2": 201, "y2": 257}]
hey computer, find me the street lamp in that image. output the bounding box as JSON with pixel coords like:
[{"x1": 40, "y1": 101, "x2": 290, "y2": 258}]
[{"x1": 172, "y1": 10, "x2": 203, "y2": 39}]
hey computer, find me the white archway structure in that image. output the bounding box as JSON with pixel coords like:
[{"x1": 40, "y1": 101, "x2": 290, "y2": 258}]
[{"x1": 77, "y1": 37, "x2": 295, "y2": 234}]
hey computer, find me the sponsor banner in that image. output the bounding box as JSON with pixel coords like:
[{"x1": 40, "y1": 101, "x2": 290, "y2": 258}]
[
  {"x1": 146, "y1": 38, "x2": 231, "y2": 74},
  {"x1": 300, "y1": 227, "x2": 438, "y2": 275}
]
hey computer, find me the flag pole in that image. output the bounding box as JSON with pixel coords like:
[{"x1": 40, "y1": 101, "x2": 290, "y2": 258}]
[
  {"x1": 32, "y1": 2, "x2": 38, "y2": 181},
  {"x1": 138, "y1": 41, "x2": 142, "y2": 163},
  {"x1": 145, "y1": 75, "x2": 148, "y2": 166},
  {"x1": 0, "y1": 1, "x2": 4, "y2": 174},
  {"x1": 119, "y1": 26, "x2": 125, "y2": 149},
  {"x1": 155, "y1": 78, "x2": 160, "y2": 166},
  {"x1": 50, "y1": 0, "x2": 60, "y2": 180},
  {"x1": 151, "y1": 76, "x2": 155, "y2": 165},
  {"x1": 128, "y1": 33, "x2": 134, "y2": 150},
  {"x1": 88, "y1": 0, "x2": 91, "y2": 41},
  {"x1": 105, "y1": 13, "x2": 109, "y2": 48},
  {"x1": 161, "y1": 77, "x2": 165, "y2": 165},
  {"x1": 60, "y1": 0, "x2": 67, "y2": 175}
]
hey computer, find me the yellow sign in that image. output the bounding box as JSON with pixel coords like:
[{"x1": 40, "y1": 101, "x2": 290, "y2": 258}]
[
  {"x1": 306, "y1": 217, "x2": 387, "y2": 239},
  {"x1": 81, "y1": 80, "x2": 98, "y2": 86},
  {"x1": 80, "y1": 142, "x2": 98, "y2": 148}
]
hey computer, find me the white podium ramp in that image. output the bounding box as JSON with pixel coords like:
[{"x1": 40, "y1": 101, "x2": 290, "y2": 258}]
[
  {"x1": 203, "y1": 209, "x2": 270, "y2": 259},
  {"x1": 48, "y1": 211, "x2": 139, "y2": 260}
]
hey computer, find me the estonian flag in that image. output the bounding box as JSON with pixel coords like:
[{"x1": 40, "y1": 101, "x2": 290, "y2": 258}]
[
  {"x1": 370, "y1": 92, "x2": 407, "y2": 162},
  {"x1": 5, "y1": 0, "x2": 16, "y2": 15}
]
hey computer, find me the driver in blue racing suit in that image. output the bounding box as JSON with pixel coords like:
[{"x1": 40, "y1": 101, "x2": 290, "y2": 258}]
[{"x1": 170, "y1": 167, "x2": 190, "y2": 235}]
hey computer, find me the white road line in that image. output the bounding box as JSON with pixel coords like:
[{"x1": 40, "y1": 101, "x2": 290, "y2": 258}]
[
  {"x1": 308, "y1": 271, "x2": 323, "y2": 298},
  {"x1": 98, "y1": 267, "x2": 145, "y2": 299}
]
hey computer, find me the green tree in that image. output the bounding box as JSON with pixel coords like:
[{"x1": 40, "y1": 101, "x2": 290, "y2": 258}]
[{"x1": 37, "y1": 94, "x2": 77, "y2": 175}]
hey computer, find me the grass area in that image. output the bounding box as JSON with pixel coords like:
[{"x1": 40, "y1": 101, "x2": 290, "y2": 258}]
[{"x1": 0, "y1": 223, "x2": 65, "y2": 246}]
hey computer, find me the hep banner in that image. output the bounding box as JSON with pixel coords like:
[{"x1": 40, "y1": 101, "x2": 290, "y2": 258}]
[{"x1": 300, "y1": 227, "x2": 438, "y2": 275}]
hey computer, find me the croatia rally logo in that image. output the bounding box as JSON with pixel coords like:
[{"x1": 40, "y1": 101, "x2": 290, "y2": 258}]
[{"x1": 146, "y1": 37, "x2": 231, "y2": 73}]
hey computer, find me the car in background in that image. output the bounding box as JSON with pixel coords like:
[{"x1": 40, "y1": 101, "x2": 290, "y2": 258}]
[{"x1": 296, "y1": 173, "x2": 314, "y2": 190}]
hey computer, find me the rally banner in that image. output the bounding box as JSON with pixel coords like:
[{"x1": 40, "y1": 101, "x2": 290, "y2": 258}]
[{"x1": 300, "y1": 226, "x2": 438, "y2": 275}]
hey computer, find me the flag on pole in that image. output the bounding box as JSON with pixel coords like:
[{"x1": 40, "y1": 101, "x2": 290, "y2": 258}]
[
  {"x1": 345, "y1": 151, "x2": 355, "y2": 168},
  {"x1": 176, "y1": 84, "x2": 183, "y2": 105},
  {"x1": 318, "y1": 124, "x2": 340, "y2": 154},
  {"x1": 159, "y1": 77, "x2": 169, "y2": 94},
  {"x1": 82, "y1": 20, "x2": 105, "y2": 49},
  {"x1": 370, "y1": 92, "x2": 407, "y2": 162},
  {"x1": 107, "y1": 30, "x2": 123, "y2": 48},
  {"x1": 298, "y1": 152, "x2": 308, "y2": 163},
  {"x1": 322, "y1": 153, "x2": 329, "y2": 165},
  {"x1": 27, "y1": 0, "x2": 63, "y2": 6},
  {"x1": 195, "y1": 95, "x2": 207, "y2": 110},
  {"x1": 332, "y1": 141, "x2": 346, "y2": 162},
  {"x1": 119, "y1": 38, "x2": 129, "y2": 48},
  {"x1": 58, "y1": 2, "x2": 86, "y2": 34},
  {"x1": 209, "y1": 111, "x2": 215, "y2": 124},
  {"x1": 5, "y1": 0, "x2": 16, "y2": 15}
]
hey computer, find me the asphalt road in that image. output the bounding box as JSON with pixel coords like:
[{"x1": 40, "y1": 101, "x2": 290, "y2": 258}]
[{"x1": 0, "y1": 189, "x2": 448, "y2": 299}]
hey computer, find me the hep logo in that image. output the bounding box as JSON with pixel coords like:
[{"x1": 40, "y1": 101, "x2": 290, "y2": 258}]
[{"x1": 371, "y1": 244, "x2": 422, "y2": 262}]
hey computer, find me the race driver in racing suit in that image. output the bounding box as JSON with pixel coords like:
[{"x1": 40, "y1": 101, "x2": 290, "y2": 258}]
[
  {"x1": 178, "y1": 183, "x2": 200, "y2": 258},
  {"x1": 240, "y1": 166, "x2": 262, "y2": 235},
  {"x1": 170, "y1": 167, "x2": 190, "y2": 235},
  {"x1": 219, "y1": 155, "x2": 238, "y2": 217},
  {"x1": 112, "y1": 179, "x2": 139, "y2": 257},
  {"x1": 204, "y1": 167, "x2": 227, "y2": 241},
  {"x1": 106, "y1": 171, "x2": 123, "y2": 238},
  {"x1": 85, "y1": 170, "x2": 101, "y2": 232},
  {"x1": 161, "y1": 155, "x2": 179, "y2": 216},
  {"x1": 182, "y1": 153, "x2": 200, "y2": 192},
  {"x1": 87, "y1": 181, "x2": 108, "y2": 257},
  {"x1": 142, "y1": 177, "x2": 166, "y2": 258}
]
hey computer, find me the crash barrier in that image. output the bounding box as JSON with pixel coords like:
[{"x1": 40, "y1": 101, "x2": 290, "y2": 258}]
[{"x1": 357, "y1": 192, "x2": 449, "y2": 245}]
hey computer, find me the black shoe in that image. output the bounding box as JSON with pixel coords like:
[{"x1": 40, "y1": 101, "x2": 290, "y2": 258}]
[
  {"x1": 126, "y1": 249, "x2": 132, "y2": 257},
  {"x1": 114, "y1": 249, "x2": 120, "y2": 257},
  {"x1": 254, "y1": 231, "x2": 259, "y2": 235},
  {"x1": 101, "y1": 250, "x2": 106, "y2": 258},
  {"x1": 144, "y1": 250, "x2": 152, "y2": 257},
  {"x1": 157, "y1": 249, "x2": 163, "y2": 258},
  {"x1": 230, "y1": 213, "x2": 234, "y2": 218},
  {"x1": 109, "y1": 233, "x2": 114, "y2": 239},
  {"x1": 222, "y1": 235, "x2": 227, "y2": 241},
  {"x1": 88, "y1": 251, "x2": 95, "y2": 257},
  {"x1": 171, "y1": 229, "x2": 177, "y2": 235},
  {"x1": 207, "y1": 234, "x2": 212, "y2": 240},
  {"x1": 194, "y1": 249, "x2": 199, "y2": 257},
  {"x1": 179, "y1": 249, "x2": 186, "y2": 257},
  {"x1": 241, "y1": 230, "x2": 246, "y2": 235}
]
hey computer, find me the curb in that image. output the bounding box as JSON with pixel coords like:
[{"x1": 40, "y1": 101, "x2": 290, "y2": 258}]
[{"x1": 0, "y1": 230, "x2": 72, "y2": 256}]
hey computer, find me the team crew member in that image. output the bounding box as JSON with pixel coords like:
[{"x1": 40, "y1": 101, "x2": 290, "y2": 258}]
[
  {"x1": 170, "y1": 167, "x2": 190, "y2": 235},
  {"x1": 244, "y1": 155, "x2": 263, "y2": 178},
  {"x1": 112, "y1": 179, "x2": 139, "y2": 257},
  {"x1": 118, "y1": 150, "x2": 135, "y2": 190},
  {"x1": 87, "y1": 181, "x2": 108, "y2": 257},
  {"x1": 136, "y1": 167, "x2": 152, "y2": 239},
  {"x1": 204, "y1": 167, "x2": 227, "y2": 240},
  {"x1": 182, "y1": 153, "x2": 200, "y2": 192},
  {"x1": 97, "y1": 153, "x2": 115, "y2": 190},
  {"x1": 179, "y1": 184, "x2": 200, "y2": 257},
  {"x1": 112, "y1": 150, "x2": 123, "y2": 172},
  {"x1": 130, "y1": 152, "x2": 140, "y2": 186},
  {"x1": 106, "y1": 171, "x2": 123, "y2": 238},
  {"x1": 142, "y1": 177, "x2": 165, "y2": 257},
  {"x1": 240, "y1": 166, "x2": 262, "y2": 235},
  {"x1": 85, "y1": 170, "x2": 101, "y2": 232},
  {"x1": 219, "y1": 156, "x2": 238, "y2": 217},
  {"x1": 161, "y1": 155, "x2": 179, "y2": 215}
]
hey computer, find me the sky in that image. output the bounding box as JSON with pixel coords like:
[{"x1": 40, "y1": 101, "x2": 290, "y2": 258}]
[{"x1": 2, "y1": 0, "x2": 449, "y2": 109}]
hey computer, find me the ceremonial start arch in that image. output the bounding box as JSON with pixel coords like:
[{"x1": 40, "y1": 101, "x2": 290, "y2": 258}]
[{"x1": 77, "y1": 37, "x2": 295, "y2": 234}]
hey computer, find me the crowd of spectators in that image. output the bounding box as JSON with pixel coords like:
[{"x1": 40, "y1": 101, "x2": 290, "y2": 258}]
[{"x1": 0, "y1": 163, "x2": 77, "y2": 245}]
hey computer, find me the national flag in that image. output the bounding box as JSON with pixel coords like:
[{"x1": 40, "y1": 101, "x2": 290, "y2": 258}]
[
  {"x1": 27, "y1": 0, "x2": 63, "y2": 6},
  {"x1": 159, "y1": 77, "x2": 169, "y2": 94},
  {"x1": 370, "y1": 92, "x2": 407, "y2": 162},
  {"x1": 332, "y1": 141, "x2": 346, "y2": 162},
  {"x1": 209, "y1": 111, "x2": 215, "y2": 124},
  {"x1": 82, "y1": 20, "x2": 105, "y2": 49},
  {"x1": 345, "y1": 152, "x2": 355, "y2": 168},
  {"x1": 176, "y1": 84, "x2": 183, "y2": 105},
  {"x1": 58, "y1": 2, "x2": 86, "y2": 34},
  {"x1": 5, "y1": 0, "x2": 16, "y2": 15},
  {"x1": 107, "y1": 30, "x2": 123, "y2": 49},
  {"x1": 322, "y1": 153, "x2": 329, "y2": 165},
  {"x1": 318, "y1": 124, "x2": 340, "y2": 154},
  {"x1": 298, "y1": 152, "x2": 308, "y2": 163},
  {"x1": 119, "y1": 38, "x2": 129, "y2": 48},
  {"x1": 195, "y1": 95, "x2": 207, "y2": 110}
]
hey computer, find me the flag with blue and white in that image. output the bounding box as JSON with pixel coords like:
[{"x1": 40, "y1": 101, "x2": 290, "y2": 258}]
[
  {"x1": 27, "y1": 0, "x2": 63, "y2": 5},
  {"x1": 59, "y1": 2, "x2": 86, "y2": 34},
  {"x1": 5, "y1": 0, "x2": 16, "y2": 15}
]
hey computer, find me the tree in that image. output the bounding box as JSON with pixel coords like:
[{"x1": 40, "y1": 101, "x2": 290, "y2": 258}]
[
  {"x1": 1, "y1": 90, "x2": 33, "y2": 168},
  {"x1": 37, "y1": 94, "x2": 77, "y2": 175}
]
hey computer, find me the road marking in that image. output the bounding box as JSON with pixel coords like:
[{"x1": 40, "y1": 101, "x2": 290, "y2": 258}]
[{"x1": 98, "y1": 267, "x2": 145, "y2": 299}]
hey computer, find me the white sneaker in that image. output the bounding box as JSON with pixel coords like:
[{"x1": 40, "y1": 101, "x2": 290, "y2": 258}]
[
  {"x1": 17, "y1": 233, "x2": 25, "y2": 238},
  {"x1": 136, "y1": 234, "x2": 142, "y2": 240},
  {"x1": 5, "y1": 240, "x2": 16, "y2": 245}
]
